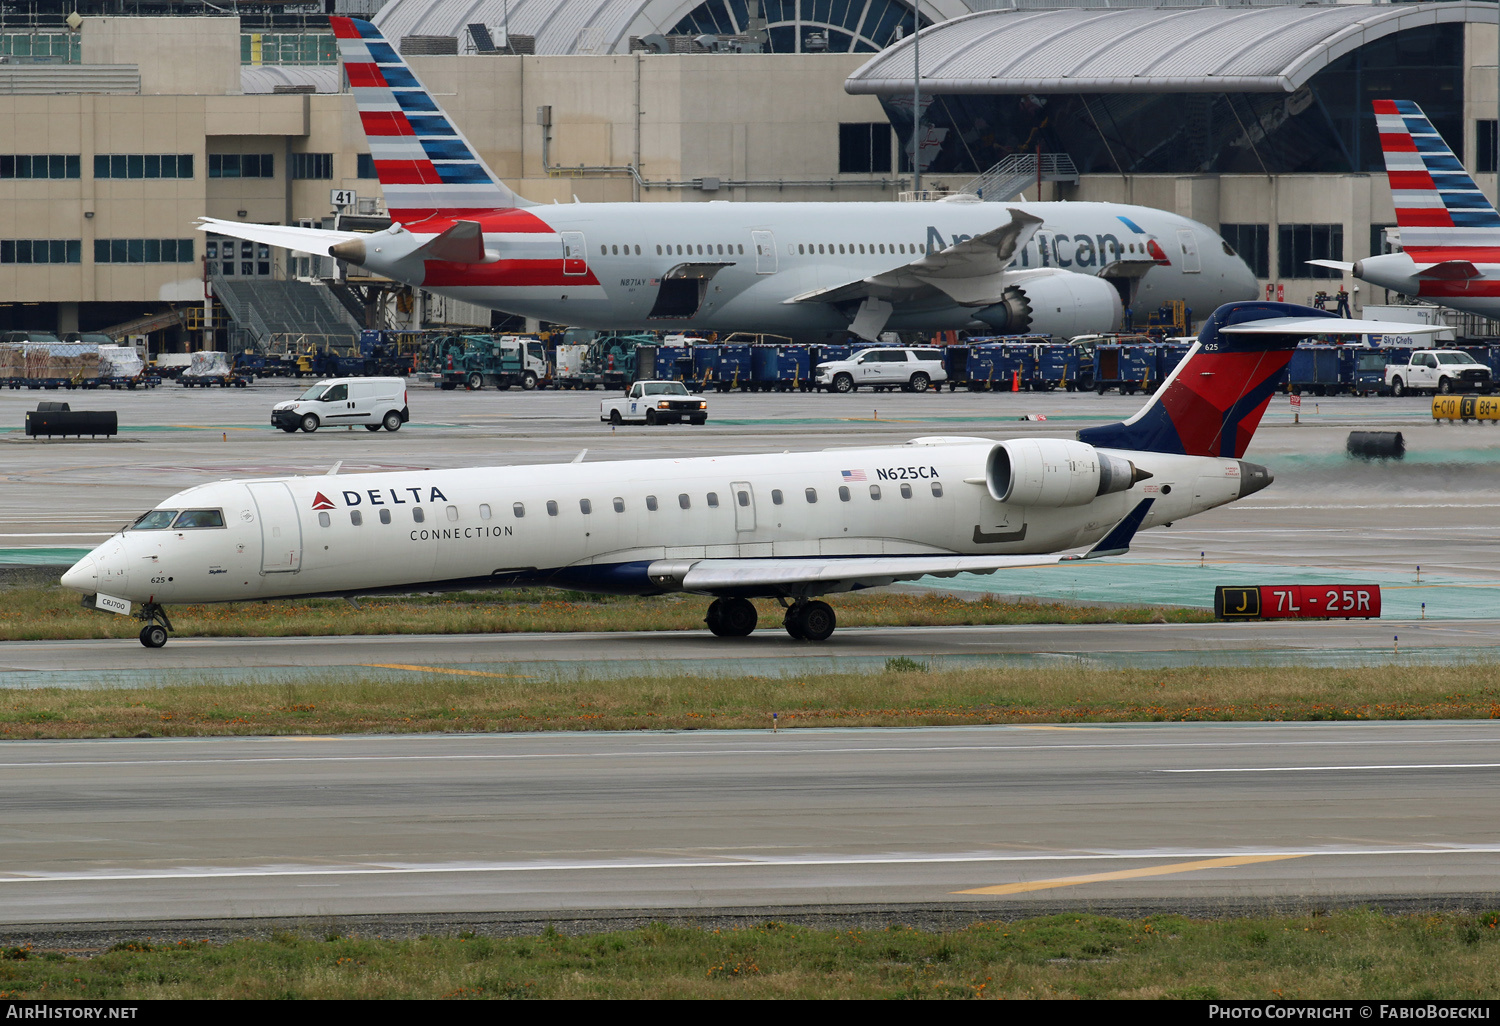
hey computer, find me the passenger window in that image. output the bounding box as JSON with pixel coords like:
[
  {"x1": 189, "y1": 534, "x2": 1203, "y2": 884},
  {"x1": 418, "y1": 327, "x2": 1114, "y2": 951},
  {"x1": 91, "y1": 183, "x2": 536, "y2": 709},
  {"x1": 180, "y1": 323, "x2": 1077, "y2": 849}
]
[
  {"x1": 413, "y1": 507, "x2": 425, "y2": 523},
  {"x1": 171, "y1": 509, "x2": 224, "y2": 529},
  {"x1": 798, "y1": 244, "x2": 805, "y2": 255},
  {"x1": 634, "y1": 245, "x2": 641, "y2": 255},
  {"x1": 771, "y1": 489, "x2": 783, "y2": 505},
  {"x1": 513, "y1": 502, "x2": 525, "y2": 518},
  {"x1": 707, "y1": 492, "x2": 719, "y2": 508},
  {"x1": 479, "y1": 504, "x2": 491, "y2": 520},
  {"x1": 547, "y1": 500, "x2": 559, "y2": 517},
  {"x1": 613, "y1": 497, "x2": 625, "y2": 513},
  {"x1": 839, "y1": 486, "x2": 851, "y2": 502},
  {"x1": 931, "y1": 482, "x2": 944, "y2": 498},
  {"x1": 737, "y1": 490, "x2": 749, "y2": 507},
  {"x1": 900, "y1": 483, "x2": 912, "y2": 499},
  {"x1": 446, "y1": 505, "x2": 459, "y2": 522},
  {"x1": 656, "y1": 245, "x2": 662, "y2": 255},
  {"x1": 805, "y1": 488, "x2": 817, "y2": 503},
  {"x1": 679, "y1": 493, "x2": 691, "y2": 509},
  {"x1": 318, "y1": 511, "x2": 330, "y2": 528},
  {"x1": 869, "y1": 485, "x2": 880, "y2": 500},
  {"x1": 646, "y1": 495, "x2": 658, "y2": 511},
  {"x1": 130, "y1": 510, "x2": 178, "y2": 530},
  {"x1": 379, "y1": 508, "x2": 392, "y2": 524},
  {"x1": 350, "y1": 510, "x2": 363, "y2": 526},
  {"x1": 580, "y1": 498, "x2": 592, "y2": 514}
]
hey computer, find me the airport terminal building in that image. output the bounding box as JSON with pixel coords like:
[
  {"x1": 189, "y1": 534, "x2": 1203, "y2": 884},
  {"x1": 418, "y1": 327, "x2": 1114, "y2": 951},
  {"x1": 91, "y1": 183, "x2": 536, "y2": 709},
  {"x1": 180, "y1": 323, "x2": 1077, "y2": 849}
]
[{"x1": 0, "y1": 0, "x2": 1496, "y2": 345}]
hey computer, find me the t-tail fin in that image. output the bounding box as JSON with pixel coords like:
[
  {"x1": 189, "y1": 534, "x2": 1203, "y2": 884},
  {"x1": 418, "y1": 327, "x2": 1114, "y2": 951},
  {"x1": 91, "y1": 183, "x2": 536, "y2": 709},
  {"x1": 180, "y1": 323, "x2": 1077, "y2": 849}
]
[
  {"x1": 1077, "y1": 302, "x2": 1328, "y2": 459},
  {"x1": 332, "y1": 16, "x2": 533, "y2": 224},
  {"x1": 1374, "y1": 99, "x2": 1500, "y2": 264}
]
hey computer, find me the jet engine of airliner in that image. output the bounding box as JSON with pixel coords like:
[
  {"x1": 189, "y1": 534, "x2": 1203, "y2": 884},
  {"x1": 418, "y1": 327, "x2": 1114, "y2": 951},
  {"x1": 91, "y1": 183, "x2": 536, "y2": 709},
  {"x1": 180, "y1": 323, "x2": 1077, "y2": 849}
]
[
  {"x1": 986, "y1": 438, "x2": 1144, "y2": 507},
  {"x1": 972, "y1": 268, "x2": 1123, "y2": 337}
]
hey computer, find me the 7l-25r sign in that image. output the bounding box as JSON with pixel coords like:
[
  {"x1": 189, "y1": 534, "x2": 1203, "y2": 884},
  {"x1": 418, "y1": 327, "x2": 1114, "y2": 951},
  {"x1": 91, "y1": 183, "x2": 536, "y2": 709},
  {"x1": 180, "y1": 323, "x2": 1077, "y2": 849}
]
[{"x1": 1215, "y1": 584, "x2": 1381, "y2": 620}]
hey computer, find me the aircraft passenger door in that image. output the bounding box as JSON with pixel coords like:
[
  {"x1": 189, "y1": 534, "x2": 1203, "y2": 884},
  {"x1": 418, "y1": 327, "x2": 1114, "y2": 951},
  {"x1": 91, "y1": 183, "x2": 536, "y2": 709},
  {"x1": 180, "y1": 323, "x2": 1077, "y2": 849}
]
[
  {"x1": 731, "y1": 481, "x2": 756, "y2": 532},
  {"x1": 752, "y1": 231, "x2": 777, "y2": 274},
  {"x1": 245, "y1": 481, "x2": 302, "y2": 574},
  {"x1": 561, "y1": 231, "x2": 588, "y2": 276},
  {"x1": 1176, "y1": 230, "x2": 1201, "y2": 273}
]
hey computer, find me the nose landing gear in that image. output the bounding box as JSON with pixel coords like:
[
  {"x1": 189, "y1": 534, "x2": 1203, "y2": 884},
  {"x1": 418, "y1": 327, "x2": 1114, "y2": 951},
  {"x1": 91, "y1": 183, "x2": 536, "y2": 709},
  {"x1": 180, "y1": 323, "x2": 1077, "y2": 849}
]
[{"x1": 137, "y1": 603, "x2": 174, "y2": 648}]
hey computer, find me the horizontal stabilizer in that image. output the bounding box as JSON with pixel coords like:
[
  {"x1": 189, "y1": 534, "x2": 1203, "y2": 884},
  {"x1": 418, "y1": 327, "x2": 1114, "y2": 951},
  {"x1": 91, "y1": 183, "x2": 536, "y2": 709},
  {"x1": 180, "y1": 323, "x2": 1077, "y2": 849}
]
[
  {"x1": 1306, "y1": 259, "x2": 1354, "y2": 273},
  {"x1": 1414, "y1": 260, "x2": 1481, "y2": 281},
  {"x1": 1219, "y1": 317, "x2": 1450, "y2": 336},
  {"x1": 417, "y1": 220, "x2": 485, "y2": 264},
  {"x1": 196, "y1": 217, "x2": 368, "y2": 257}
]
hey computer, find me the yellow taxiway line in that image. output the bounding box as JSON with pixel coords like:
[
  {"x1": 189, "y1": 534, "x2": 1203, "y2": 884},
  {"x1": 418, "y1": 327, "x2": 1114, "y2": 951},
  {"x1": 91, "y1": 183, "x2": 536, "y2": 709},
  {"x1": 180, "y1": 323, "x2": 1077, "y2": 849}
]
[{"x1": 953, "y1": 853, "x2": 1308, "y2": 895}]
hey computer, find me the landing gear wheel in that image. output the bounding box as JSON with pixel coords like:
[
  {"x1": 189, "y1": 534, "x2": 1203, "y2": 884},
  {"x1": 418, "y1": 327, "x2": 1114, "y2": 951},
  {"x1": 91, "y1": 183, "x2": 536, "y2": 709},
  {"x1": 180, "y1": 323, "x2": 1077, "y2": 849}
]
[
  {"x1": 383, "y1": 411, "x2": 402, "y2": 432},
  {"x1": 784, "y1": 607, "x2": 808, "y2": 640},
  {"x1": 833, "y1": 373, "x2": 854, "y2": 394},
  {"x1": 798, "y1": 601, "x2": 836, "y2": 642},
  {"x1": 909, "y1": 372, "x2": 930, "y2": 393},
  {"x1": 365, "y1": 423, "x2": 381, "y2": 432},
  {"x1": 300, "y1": 414, "x2": 319, "y2": 433},
  {"x1": 706, "y1": 597, "x2": 756, "y2": 637},
  {"x1": 139, "y1": 623, "x2": 167, "y2": 649},
  {"x1": 609, "y1": 409, "x2": 623, "y2": 425}
]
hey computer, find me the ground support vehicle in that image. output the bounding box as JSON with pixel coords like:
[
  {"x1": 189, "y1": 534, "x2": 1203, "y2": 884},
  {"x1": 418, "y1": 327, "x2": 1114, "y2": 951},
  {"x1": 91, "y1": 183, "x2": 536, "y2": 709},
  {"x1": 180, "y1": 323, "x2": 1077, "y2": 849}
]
[
  {"x1": 815, "y1": 346, "x2": 947, "y2": 394},
  {"x1": 600, "y1": 380, "x2": 708, "y2": 425},
  {"x1": 713, "y1": 344, "x2": 753, "y2": 391},
  {"x1": 427, "y1": 334, "x2": 547, "y2": 391},
  {"x1": 1032, "y1": 341, "x2": 1085, "y2": 391},
  {"x1": 1385, "y1": 349, "x2": 1493, "y2": 396},
  {"x1": 652, "y1": 345, "x2": 695, "y2": 387},
  {"x1": 1286, "y1": 345, "x2": 1344, "y2": 396},
  {"x1": 272, "y1": 377, "x2": 409, "y2": 433},
  {"x1": 181, "y1": 373, "x2": 249, "y2": 388},
  {"x1": 1349, "y1": 349, "x2": 1390, "y2": 396},
  {"x1": 1094, "y1": 342, "x2": 1187, "y2": 394},
  {"x1": 956, "y1": 343, "x2": 1029, "y2": 392},
  {"x1": 750, "y1": 345, "x2": 812, "y2": 391}
]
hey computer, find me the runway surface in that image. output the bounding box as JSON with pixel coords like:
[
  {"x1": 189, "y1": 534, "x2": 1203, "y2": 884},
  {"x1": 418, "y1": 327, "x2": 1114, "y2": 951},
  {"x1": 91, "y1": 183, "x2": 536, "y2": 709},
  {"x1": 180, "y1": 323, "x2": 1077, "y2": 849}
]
[
  {"x1": 2, "y1": 619, "x2": 1498, "y2": 688},
  {"x1": 2, "y1": 721, "x2": 1497, "y2": 930}
]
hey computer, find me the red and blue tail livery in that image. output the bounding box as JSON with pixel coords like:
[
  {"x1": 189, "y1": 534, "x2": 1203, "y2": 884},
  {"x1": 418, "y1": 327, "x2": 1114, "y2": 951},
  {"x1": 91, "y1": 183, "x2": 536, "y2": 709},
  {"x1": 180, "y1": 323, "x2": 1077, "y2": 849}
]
[
  {"x1": 1077, "y1": 302, "x2": 1327, "y2": 459},
  {"x1": 331, "y1": 16, "x2": 529, "y2": 222},
  {"x1": 1373, "y1": 99, "x2": 1500, "y2": 265}
]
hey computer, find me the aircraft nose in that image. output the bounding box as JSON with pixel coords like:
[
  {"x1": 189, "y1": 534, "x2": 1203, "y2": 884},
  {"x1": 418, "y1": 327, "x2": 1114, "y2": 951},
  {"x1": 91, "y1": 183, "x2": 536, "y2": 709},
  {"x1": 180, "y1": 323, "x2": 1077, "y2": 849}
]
[
  {"x1": 60, "y1": 553, "x2": 98, "y2": 594},
  {"x1": 1237, "y1": 461, "x2": 1273, "y2": 498}
]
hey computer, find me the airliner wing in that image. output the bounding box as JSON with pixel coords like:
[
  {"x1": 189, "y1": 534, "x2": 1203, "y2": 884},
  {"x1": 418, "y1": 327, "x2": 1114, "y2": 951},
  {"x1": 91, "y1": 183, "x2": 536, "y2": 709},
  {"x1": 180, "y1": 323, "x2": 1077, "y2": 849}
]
[
  {"x1": 659, "y1": 498, "x2": 1152, "y2": 595},
  {"x1": 1220, "y1": 317, "x2": 1450, "y2": 336},
  {"x1": 197, "y1": 217, "x2": 369, "y2": 257},
  {"x1": 785, "y1": 207, "x2": 1045, "y2": 307}
]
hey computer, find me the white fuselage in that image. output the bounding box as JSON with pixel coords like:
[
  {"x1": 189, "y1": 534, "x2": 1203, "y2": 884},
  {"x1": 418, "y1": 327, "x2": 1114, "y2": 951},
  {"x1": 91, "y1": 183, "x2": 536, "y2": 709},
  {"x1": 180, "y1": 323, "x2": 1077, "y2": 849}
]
[
  {"x1": 376, "y1": 200, "x2": 1258, "y2": 340},
  {"x1": 64, "y1": 441, "x2": 1245, "y2": 606}
]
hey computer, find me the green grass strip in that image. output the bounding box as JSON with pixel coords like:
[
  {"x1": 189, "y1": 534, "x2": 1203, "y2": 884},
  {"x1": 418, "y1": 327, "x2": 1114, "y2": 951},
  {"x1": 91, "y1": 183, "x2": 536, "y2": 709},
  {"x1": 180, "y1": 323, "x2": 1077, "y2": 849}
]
[{"x1": 3, "y1": 911, "x2": 1499, "y2": 999}]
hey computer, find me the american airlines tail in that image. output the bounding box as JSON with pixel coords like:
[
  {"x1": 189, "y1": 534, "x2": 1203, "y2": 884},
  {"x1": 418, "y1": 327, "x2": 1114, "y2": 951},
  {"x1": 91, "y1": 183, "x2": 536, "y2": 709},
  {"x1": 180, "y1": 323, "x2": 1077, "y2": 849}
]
[
  {"x1": 331, "y1": 15, "x2": 531, "y2": 223},
  {"x1": 1374, "y1": 99, "x2": 1500, "y2": 266}
]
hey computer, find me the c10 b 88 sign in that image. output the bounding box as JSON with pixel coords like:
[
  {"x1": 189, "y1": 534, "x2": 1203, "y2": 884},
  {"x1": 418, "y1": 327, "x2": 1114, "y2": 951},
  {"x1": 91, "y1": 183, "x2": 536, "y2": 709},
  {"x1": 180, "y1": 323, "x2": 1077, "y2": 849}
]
[{"x1": 1215, "y1": 585, "x2": 1381, "y2": 620}]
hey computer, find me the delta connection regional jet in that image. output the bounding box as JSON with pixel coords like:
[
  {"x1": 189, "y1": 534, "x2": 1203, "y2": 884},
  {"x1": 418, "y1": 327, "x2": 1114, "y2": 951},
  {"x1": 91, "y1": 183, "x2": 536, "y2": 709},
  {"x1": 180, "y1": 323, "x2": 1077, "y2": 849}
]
[
  {"x1": 197, "y1": 16, "x2": 1257, "y2": 342},
  {"x1": 63, "y1": 301, "x2": 1446, "y2": 648}
]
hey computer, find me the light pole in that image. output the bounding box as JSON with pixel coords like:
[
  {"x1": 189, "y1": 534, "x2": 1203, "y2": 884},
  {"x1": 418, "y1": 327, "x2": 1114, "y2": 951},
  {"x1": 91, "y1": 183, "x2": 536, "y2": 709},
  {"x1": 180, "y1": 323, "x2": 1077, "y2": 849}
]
[{"x1": 912, "y1": 1, "x2": 922, "y2": 196}]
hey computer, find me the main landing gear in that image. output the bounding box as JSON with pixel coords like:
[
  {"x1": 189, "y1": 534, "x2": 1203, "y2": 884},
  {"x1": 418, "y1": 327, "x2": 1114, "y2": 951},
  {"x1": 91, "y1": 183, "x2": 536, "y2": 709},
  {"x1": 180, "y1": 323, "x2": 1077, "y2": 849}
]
[
  {"x1": 137, "y1": 602, "x2": 173, "y2": 648},
  {"x1": 704, "y1": 597, "x2": 837, "y2": 642}
]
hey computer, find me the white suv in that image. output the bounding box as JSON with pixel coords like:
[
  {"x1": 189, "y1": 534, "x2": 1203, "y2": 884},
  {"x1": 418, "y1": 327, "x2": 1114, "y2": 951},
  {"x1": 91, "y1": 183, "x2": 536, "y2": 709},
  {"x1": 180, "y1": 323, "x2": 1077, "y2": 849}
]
[{"x1": 816, "y1": 347, "x2": 948, "y2": 394}]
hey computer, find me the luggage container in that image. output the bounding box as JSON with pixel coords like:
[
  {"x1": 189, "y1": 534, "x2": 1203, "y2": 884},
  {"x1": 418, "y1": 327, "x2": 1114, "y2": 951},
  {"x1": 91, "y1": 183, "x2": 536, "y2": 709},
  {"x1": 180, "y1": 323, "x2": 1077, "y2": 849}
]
[
  {"x1": 712, "y1": 343, "x2": 753, "y2": 391},
  {"x1": 690, "y1": 344, "x2": 720, "y2": 391},
  {"x1": 963, "y1": 343, "x2": 1030, "y2": 392},
  {"x1": 1093, "y1": 343, "x2": 1155, "y2": 394},
  {"x1": 750, "y1": 344, "x2": 812, "y2": 391},
  {"x1": 1286, "y1": 344, "x2": 1344, "y2": 396}
]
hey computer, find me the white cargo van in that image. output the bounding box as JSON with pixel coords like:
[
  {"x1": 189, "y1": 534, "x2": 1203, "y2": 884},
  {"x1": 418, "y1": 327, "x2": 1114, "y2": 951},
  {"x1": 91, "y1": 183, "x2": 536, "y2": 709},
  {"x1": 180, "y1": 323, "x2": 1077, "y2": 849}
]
[{"x1": 272, "y1": 377, "x2": 409, "y2": 433}]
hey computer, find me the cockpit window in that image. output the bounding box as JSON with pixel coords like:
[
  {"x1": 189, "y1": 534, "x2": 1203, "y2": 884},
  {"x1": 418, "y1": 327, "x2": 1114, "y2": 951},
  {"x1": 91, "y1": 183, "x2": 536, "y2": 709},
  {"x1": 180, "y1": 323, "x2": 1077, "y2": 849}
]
[
  {"x1": 130, "y1": 510, "x2": 179, "y2": 530},
  {"x1": 171, "y1": 509, "x2": 225, "y2": 529}
]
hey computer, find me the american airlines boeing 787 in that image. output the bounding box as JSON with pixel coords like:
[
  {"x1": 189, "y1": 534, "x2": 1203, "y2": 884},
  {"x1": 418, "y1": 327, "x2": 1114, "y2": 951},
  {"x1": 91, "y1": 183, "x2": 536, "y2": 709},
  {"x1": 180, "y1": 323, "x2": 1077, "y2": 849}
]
[{"x1": 198, "y1": 17, "x2": 1257, "y2": 341}]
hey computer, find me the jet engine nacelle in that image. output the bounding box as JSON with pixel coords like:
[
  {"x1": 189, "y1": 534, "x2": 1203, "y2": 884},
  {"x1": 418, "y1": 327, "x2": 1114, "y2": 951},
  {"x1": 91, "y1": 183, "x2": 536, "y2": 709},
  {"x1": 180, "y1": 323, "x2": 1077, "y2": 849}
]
[
  {"x1": 972, "y1": 269, "x2": 1123, "y2": 337},
  {"x1": 986, "y1": 438, "x2": 1141, "y2": 507}
]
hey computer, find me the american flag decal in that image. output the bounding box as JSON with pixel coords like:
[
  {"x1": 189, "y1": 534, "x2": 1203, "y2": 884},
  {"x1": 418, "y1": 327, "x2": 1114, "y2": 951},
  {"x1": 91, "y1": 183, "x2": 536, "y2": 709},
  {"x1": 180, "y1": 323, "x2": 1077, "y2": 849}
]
[{"x1": 841, "y1": 469, "x2": 867, "y2": 482}]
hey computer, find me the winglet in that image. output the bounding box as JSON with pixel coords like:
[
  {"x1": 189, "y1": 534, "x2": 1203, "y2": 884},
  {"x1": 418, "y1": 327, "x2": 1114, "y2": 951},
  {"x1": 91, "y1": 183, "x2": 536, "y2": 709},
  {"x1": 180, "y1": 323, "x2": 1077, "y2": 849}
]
[{"x1": 1065, "y1": 498, "x2": 1154, "y2": 561}]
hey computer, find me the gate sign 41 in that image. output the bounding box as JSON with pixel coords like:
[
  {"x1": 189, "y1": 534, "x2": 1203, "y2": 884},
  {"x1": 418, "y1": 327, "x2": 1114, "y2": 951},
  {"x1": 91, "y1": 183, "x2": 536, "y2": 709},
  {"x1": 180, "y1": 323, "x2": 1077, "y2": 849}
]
[{"x1": 1215, "y1": 585, "x2": 1381, "y2": 620}]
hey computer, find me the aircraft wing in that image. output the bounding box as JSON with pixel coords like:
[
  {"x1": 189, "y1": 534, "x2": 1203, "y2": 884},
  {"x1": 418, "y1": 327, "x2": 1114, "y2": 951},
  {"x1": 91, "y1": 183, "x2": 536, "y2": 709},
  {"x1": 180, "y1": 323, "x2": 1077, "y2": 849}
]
[
  {"x1": 659, "y1": 498, "x2": 1152, "y2": 595},
  {"x1": 785, "y1": 207, "x2": 1044, "y2": 308},
  {"x1": 196, "y1": 217, "x2": 370, "y2": 257},
  {"x1": 1220, "y1": 317, "x2": 1451, "y2": 336}
]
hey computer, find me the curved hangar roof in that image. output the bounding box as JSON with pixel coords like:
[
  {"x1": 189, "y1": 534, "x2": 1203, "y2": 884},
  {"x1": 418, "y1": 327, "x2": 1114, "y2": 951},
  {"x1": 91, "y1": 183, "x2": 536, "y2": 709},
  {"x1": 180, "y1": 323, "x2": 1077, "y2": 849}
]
[
  {"x1": 846, "y1": 0, "x2": 1492, "y2": 95},
  {"x1": 373, "y1": 0, "x2": 974, "y2": 56}
]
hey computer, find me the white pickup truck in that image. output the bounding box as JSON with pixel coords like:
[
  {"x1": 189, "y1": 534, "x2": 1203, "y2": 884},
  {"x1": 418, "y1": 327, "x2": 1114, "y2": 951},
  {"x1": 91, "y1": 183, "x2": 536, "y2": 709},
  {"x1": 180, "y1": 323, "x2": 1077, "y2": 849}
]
[
  {"x1": 600, "y1": 380, "x2": 708, "y2": 425},
  {"x1": 1384, "y1": 350, "x2": 1493, "y2": 396}
]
